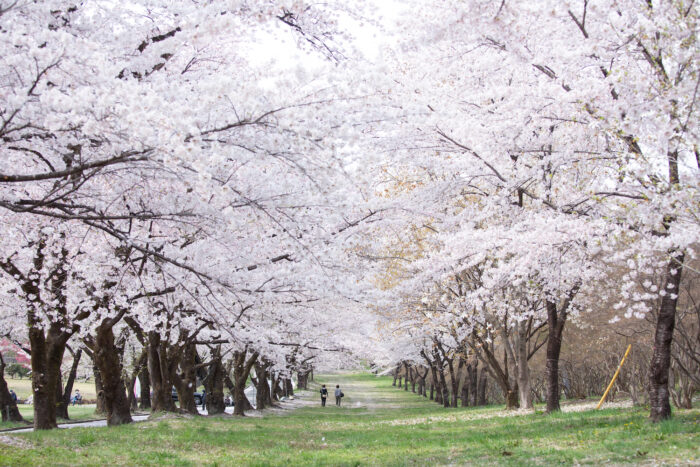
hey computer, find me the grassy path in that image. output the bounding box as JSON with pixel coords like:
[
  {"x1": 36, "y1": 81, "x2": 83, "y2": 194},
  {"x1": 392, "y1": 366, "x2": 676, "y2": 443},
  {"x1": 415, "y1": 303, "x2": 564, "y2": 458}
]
[{"x1": 0, "y1": 373, "x2": 698, "y2": 465}]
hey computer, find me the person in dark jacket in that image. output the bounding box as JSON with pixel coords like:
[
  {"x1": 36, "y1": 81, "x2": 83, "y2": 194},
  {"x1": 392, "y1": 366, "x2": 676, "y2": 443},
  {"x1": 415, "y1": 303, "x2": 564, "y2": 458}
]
[
  {"x1": 320, "y1": 385, "x2": 328, "y2": 407},
  {"x1": 335, "y1": 385, "x2": 343, "y2": 407}
]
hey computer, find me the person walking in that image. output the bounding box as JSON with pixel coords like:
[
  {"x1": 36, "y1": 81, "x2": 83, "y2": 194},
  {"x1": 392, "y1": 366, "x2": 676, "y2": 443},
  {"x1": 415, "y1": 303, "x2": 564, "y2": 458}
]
[
  {"x1": 320, "y1": 384, "x2": 328, "y2": 407},
  {"x1": 335, "y1": 385, "x2": 343, "y2": 407}
]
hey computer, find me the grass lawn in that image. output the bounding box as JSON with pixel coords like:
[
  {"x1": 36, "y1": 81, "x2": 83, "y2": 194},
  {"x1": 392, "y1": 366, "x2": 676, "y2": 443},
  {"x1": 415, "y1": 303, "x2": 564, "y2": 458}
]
[{"x1": 0, "y1": 373, "x2": 697, "y2": 466}]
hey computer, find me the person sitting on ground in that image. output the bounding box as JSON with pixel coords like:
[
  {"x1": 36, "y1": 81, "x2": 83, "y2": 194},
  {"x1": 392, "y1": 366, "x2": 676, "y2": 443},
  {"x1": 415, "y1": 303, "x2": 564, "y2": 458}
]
[
  {"x1": 9, "y1": 389, "x2": 17, "y2": 403},
  {"x1": 72, "y1": 389, "x2": 82, "y2": 405},
  {"x1": 335, "y1": 385, "x2": 343, "y2": 407},
  {"x1": 320, "y1": 384, "x2": 328, "y2": 407}
]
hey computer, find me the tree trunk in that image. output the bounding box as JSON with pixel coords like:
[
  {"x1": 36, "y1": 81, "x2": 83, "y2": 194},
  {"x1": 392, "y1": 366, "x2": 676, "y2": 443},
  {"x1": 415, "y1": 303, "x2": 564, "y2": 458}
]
[
  {"x1": 437, "y1": 367, "x2": 450, "y2": 407},
  {"x1": 203, "y1": 346, "x2": 226, "y2": 415},
  {"x1": 649, "y1": 251, "x2": 685, "y2": 422},
  {"x1": 254, "y1": 361, "x2": 273, "y2": 410},
  {"x1": 138, "y1": 366, "x2": 151, "y2": 410},
  {"x1": 516, "y1": 320, "x2": 534, "y2": 410},
  {"x1": 461, "y1": 378, "x2": 469, "y2": 407},
  {"x1": 127, "y1": 351, "x2": 146, "y2": 412},
  {"x1": 29, "y1": 325, "x2": 67, "y2": 430},
  {"x1": 94, "y1": 322, "x2": 132, "y2": 426},
  {"x1": 285, "y1": 378, "x2": 294, "y2": 397},
  {"x1": 55, "y1": 374, "x2": 69, "y2": 419},
  {"x1": 0, "y1": 353, "x2": 24, "y2": 422},
  {"x1": 60, "y1": 349, "x2": 82, "y2": 418},
  {"x1": 418, "y1": 367, "x2": 429, "y2": 398},
  {"x1": 226, "y1": 374, "x2": 252, "y2": 412},
  {"x1": 447, "y1": 358, "x2": 459, "y2": 408},
  {"x1": 269, "y1": 372, "x2": 280, "y2": 402},
  {"x1": 403, "y1": 362, "x2": 410, "y2": 392},
  {"x1": 297, "y1": 370, "x2": 309, "y2": 390},
  {"x1": 173, "y1": 343, "x2": 198, "y2": 415},
  {"x1": 429, "y1": 364, "x2": 439, "y2": 403},
  {"x1": 127, "y1": 379, "x2": 138, "y2": 412},
  {"x1": 545, "y1": 300, "x2": 567, "y2": 413},
  {"x1": 505, "y1": 389, "x2": 519, "y2": 410},
  {"x1": 147, "y1": 332, "x2": 176, "y2": 413},
  {"x1": 477, "y1": 367, "x2": 488, "y2": 406},
  {"x1": 467, "y1": 362, "x2": 478, "y2": 406},
  {"x1": 232, "y1": 350, "x2": 257, "y2": 416},
  {"x1": 93, "y1": 363, "x2": 106, "y2": 415}
]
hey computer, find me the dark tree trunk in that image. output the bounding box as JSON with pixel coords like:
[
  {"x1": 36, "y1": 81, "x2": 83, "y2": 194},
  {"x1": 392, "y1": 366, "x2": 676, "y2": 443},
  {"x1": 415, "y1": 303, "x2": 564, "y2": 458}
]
[
  {"x1": 468, "y1": 362, "x2": 478, "y2": 406},
  {"x1": 226, "y1": 375, "x2": 253, "y2": 412},
  {"x1": 94, "y1": 322, "x2": 132, "y2": 426},
  {"x1": 275, "y1": 377, "x2": 284, "y2": 400},
  {"x1": 126, "y1": 351, "x2": 146, "y2": 412},
  {"x1": 6, "y1": 240, "x2": 72, "y2": 430},
  {"x1": 430, "y1": 364, "x2": 439, "y2": 402},
  {"x1": 203, "y1": 346, "x2": 226, "y2": 415},
  {"x1": 138, "y1": 367, "x2": 151, "y2": 410},
  {"x1": 269, "y1": 372, "x2": 280, "y2": 402},
  {"x1": 55, "y1": 375, "x2": 68, "y2": 419},
  {"x1": 649, "y1": 251, "x2": 685, "y2": 422},
  {"x1": 505, "y1": 389, "x2": 519, "y2": 410},
  {"x1": 461, "y1": 378, "x2": 469, "y2": 407},
  {"x1": 93, "y1": 363, "x2": 106, "y2": 415},
  {"x1": 127, "y1": 379, "x2": 138, "y2": 412},
  {"x1": 173, "y1": 343, "x2": 198, "y2": 415},
  {"x1": 477, "y1": 367, "x2": 488, "y2": 406},
  {"x1": 30, "y1": 325, "x2": 67, "y2": 430},
  {"x1": 392, "y1": 367, "x2": 398, "y2": 386},
  {"x1": 297, "y1": 370, "x2": 309, "y2": 390},
  {"x1": 437, "y1": 368, "x2": 450, "y2": 407},
  {"x1": 419, "y1": 367, "x2": 429, "y2": 398},
  {"x1": 397, "y1": 376, "x2": 402, "y2": 389},
  {"x1": 232, "y1": 350, "x2": 257, "y2": 416},
  {"x1": 431, "y1": 363, "x2": 444, "y2": 405},
  {"x1": 147, "y1": 332, "x2": 176, "y2": 413},
  {"x1": 284, "y1": 378, "x2": 294, "y2": 397},
  {"x1": 254, "y1": 361, "x2": 274, "y2": 410},
  {"x1": 545, "y1": 300, "x2": 567, "y2": 413},
  {"x1": 447, "y1": 359, "x2": 460, "y2": 408},
  {"x1": 0, "y1": 353, "x2": 24, "y2": 422},
  {"x1": 60, "y1": 349, "x2": 82, "y2": 418},
  {"x1": 403, "y1": 362, "x2": 410, "y2": 392}
]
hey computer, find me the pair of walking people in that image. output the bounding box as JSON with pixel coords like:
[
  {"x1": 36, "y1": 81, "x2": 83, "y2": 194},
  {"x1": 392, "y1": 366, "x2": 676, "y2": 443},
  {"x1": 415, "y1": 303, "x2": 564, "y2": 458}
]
[{"x1": 320, "y1": 384, "x2": 343, "y2": 407}]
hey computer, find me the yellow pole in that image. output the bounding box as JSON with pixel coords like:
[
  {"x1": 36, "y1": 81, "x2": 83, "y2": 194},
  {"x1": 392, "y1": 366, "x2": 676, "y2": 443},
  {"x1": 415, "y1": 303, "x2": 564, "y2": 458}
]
[{"x1": 596, "y1": 344, "x2": 632, "y2": 409}]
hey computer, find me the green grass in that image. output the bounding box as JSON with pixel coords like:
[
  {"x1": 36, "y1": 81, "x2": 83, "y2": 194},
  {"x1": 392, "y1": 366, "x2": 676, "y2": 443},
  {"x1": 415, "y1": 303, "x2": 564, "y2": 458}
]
[
  {"x1": 0, "y1": 372, "x2": 697, "y2": 465},
  {"x1": 4, "y1": 377, "x2": 97, "y2": 400},
  {"x1": 0, "y1": 405, "x2": 102, "y2": 430}
]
